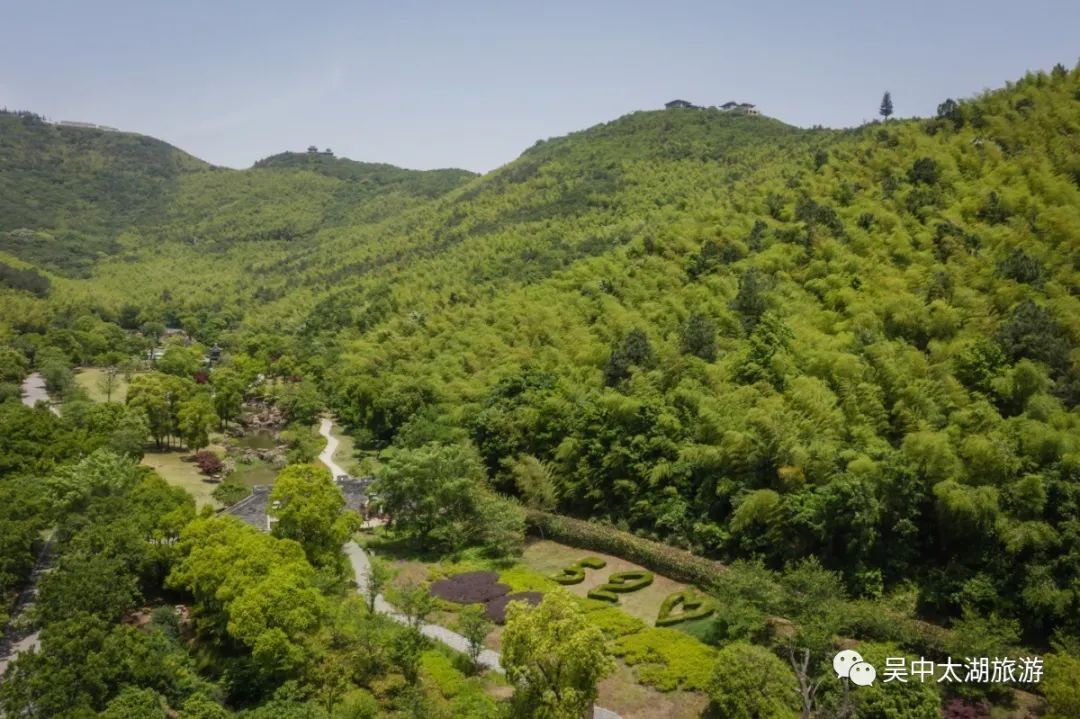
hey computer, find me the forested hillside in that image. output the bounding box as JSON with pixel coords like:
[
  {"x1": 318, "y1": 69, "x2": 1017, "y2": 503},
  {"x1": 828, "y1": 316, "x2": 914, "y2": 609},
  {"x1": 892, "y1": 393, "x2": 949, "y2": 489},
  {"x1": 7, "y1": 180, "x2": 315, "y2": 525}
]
[{"x1": 2, "y1": 62, "x2": 1080, "y2": 717}]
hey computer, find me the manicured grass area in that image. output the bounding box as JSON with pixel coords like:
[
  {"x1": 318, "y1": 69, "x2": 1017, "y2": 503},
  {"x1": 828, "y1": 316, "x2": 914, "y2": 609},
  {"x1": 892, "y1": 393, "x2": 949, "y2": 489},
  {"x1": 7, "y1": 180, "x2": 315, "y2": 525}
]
[
  {"x1": 141, "y1": 448, "x2": 223, "y2": 509},
  {"x1": 522, "y1": 540, "x2": 693, "y2": 626},
  {"x1": 73, "y1": 367, "x2": 139, "y2": 402}
]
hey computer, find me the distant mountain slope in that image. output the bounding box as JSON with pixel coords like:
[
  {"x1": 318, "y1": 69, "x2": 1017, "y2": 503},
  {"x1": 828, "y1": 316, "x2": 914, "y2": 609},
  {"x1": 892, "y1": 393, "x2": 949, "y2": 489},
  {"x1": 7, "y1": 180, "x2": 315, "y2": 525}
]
[
  {"x1": 0, "y1": 111, "x2": 209, "y2": 275},
  {"x1": 0, "y1": 111, "x2": 476, "y2": 275},
  {"x1": 254, "y1": 150, "x2": 476, "y2": 197}
]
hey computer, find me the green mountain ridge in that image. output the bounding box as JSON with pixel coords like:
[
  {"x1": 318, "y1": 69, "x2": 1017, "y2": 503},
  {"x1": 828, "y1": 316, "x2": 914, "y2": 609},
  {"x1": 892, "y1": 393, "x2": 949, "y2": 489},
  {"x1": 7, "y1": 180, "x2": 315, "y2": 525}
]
[
  {"x1": 4, "y1": 63, "x2": 1080, "y2": 718},
  {"x1": 2, "y1": 65, "x2": 1080, "y2": 641}
]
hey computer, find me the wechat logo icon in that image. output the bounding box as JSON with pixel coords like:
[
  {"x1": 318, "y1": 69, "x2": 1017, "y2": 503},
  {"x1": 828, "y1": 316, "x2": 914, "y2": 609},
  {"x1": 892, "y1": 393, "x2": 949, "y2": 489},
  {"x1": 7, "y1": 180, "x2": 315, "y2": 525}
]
[{"x1": 834, "y1": 650, "x2": 876, "y2": 686}]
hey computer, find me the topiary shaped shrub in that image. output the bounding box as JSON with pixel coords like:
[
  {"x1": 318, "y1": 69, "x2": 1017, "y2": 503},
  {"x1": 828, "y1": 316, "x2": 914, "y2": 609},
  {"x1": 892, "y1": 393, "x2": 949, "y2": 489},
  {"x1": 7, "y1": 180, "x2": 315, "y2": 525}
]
[
  {"x1": 655, "y1": 590, "x2": 715, "y2": 627},
  {"x1": 587, "y1": 570, "x2": 653, "y2": 603},
  {"x1": 551, "y1": 556, "x2": 607, "y2": 585}
]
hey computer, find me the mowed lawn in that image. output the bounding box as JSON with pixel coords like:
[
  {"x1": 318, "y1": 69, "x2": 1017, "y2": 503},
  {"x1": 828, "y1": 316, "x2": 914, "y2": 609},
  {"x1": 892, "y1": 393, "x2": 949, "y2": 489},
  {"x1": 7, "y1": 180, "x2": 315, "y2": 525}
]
[
  {"x1": 74, "y1": 367, "x2": 139, "y2": 402},
  {"x1": 521, "y1": 539, "x2": 695, "y2": 626},
  {"x1": 141, "y1": 447, "x2": 224, "y2": 509}
]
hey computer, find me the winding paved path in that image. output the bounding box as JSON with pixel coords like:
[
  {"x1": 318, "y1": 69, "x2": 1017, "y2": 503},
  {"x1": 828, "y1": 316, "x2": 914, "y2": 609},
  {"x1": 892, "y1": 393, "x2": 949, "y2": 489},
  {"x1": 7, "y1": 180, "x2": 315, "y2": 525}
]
[
  {"x1": 318, "y1": 418, "x2": 620, "y2": 718},
  {"x1": 317, "y1": 417, "x2": 347, "y2": 478}
]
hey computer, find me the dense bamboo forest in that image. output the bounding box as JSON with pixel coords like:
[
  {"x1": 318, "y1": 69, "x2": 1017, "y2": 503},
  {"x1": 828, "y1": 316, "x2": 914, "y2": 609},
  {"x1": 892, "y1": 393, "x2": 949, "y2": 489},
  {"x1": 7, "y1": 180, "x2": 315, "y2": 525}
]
[{"x1": 1, "y1": 62, "x2": 1080, "y2": 718}]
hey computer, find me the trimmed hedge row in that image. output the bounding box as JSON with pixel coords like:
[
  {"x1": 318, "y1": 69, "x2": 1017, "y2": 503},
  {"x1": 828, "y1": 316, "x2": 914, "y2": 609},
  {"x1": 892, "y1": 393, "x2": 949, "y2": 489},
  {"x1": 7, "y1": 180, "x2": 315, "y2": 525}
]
[
  {"x1": 655, "y1": 590, "x2": 715, "y2": 627},
  {"x1": 551, "y1": 556, "x2": 607, "y2": 585},
  {"x1": 587, "y1": 570, "x2": 653, "y2": 603},
  {"x1": 526, "y1": 510, "x2": 727, "y2": 588}
]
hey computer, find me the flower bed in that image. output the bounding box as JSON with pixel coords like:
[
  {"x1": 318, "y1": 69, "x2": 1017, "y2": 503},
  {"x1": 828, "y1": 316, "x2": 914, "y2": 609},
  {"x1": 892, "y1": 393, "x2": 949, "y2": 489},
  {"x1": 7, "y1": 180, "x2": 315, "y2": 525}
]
[
  {"x1": 429, "y1": 571, "x2": 510, "y2": 604},
  {"x1": 483, "y1": 591, "x2": 544, "y2": 623}
]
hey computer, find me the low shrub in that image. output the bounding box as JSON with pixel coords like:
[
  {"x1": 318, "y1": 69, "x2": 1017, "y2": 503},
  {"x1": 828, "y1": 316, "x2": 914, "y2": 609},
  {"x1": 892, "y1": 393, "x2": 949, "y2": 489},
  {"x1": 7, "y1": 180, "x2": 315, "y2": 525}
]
[
  {"x1": 194, "y1": 450, "x2": 223, "y2": 475},
  {"x1": 526, "y1": 510, "x2": 726, "y2": 588},
  {"x1": 612, "y1": 626, "x2": 717, "y2": 691},
  {"x1": 212, "y1": 481, "x2": 250, "y2": 507},
  {"x1": 581, "y1": 604, "x2": 645, "y2": 638}
]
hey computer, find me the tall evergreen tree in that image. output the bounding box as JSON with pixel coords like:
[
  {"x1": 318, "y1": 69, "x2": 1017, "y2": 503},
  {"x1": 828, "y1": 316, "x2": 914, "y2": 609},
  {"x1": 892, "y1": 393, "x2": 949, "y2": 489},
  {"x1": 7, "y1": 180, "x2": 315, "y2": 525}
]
[{"x1": 880, "y1": 91, "x2": 894, "y2": 120}]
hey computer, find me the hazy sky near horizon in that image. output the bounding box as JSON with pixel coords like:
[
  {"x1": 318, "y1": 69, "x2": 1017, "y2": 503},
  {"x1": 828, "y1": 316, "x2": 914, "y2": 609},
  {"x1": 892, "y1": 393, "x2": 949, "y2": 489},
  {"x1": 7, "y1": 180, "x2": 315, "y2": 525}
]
[{"x1": 2, "y1": 1, "x2": 1077, "y2": 172}]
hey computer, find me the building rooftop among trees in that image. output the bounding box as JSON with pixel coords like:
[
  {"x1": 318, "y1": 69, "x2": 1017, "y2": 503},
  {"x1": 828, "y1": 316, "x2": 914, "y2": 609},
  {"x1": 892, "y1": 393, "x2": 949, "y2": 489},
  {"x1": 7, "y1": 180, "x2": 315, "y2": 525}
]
[{"x1": 664, "y1": 99, "x2": 699, "y2": 109}]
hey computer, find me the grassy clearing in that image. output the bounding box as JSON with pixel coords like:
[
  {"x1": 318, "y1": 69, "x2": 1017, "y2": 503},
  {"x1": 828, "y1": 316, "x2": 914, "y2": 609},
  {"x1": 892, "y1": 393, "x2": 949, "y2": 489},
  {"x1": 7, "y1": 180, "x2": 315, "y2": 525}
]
[
  {"x1": 141, "y1": 447, "x2": 223, "y2": 509},
  {"x1": 73, "y1": 367, "x2": 139, "y2": 402}
]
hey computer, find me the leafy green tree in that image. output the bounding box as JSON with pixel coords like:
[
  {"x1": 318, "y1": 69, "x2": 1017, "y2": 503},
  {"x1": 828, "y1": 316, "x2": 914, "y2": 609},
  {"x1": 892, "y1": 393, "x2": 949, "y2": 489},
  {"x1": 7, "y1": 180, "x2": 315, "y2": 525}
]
[
  {"x1": 373, "y1": 442, "x2": 486, "y2": 550},
  {"x1": 389, "y1": 628, "x2": 425, "y2": 686},
  {"x1": 842, "y1": 643, "x2": 941, "y2": 719},
  {"x1": 37, "y1": 554, "x2": 141, "y2": 624},
  {"x1": 179, "y1": 695, "x2": 232, "y2": 719},
  {"x1": 1044, "y1": 651, "x2": 1080, "y2": 719},
  {"x1": 45, "y1": 448, "x2": 143, "y2": 514},
  {"x1": 167, "y1": 516, "x2": 326, "y2": 681},
  {"x1": 141, "y1": 321, "x2": 166, "y2": 345},
  {"x1": 505, "y1": 454, "x2": 557, "y2": 510},
  {"x1": 96, "y1": 365, "x2": 121, "y2": 402},
  {"x1": 211, "y1": 367, "x2": 245, "y2": 429},
  {"x1": 109, "y1": 406, "x2": 151, "y2": 458},
  {"x1": 604, "y1": 329, "x2": 655, "y2": 386},
  {"x1": 706, "y1": 641, "x2": 799, "y2": 719},
  {"x1": 39, "y1": 352, "x2": 73, "y2": 395},
  {"x1": 0, "y1": 345, "x2": 28, "y2": 383},
  {"x1": 362, "y1": 555, "x2": 393, "y2": 613},
  {"x1": 680, "y1": 312, "x2": 718, "y2": 361},
  {"x1": 176, "y1": 393, "x2": 217, "y2": 450},
  {"x1": 908, "y1": 157, "x2": 940, "y2": 185},
  {"x1": 732, "y1": 268, "x2": 768, "y2": 330},
  {"x1": 158, "y1": 344, "x2": 203, "y2": 378},
  {"x1": 502, "y1": 589, "x2": 614, "y2": 719},
  {"x1": 275, "y1": 379, "x2": 322, "y2": 426},
  {"x1": 128, "y1": 372, "x2": 193, "y2": 449},
  {"x1": 395, "y1": 581, "x2": 437, "y2": 631},
  {"x1": 458, "y1": 604, "x2": 494, "y2": 673},
  {"x1": 269, "y1": 463, "x2": 359, "y2": 573},
  {"x1": 100, "y1": 687, "x2": 167, "y2": 719}
]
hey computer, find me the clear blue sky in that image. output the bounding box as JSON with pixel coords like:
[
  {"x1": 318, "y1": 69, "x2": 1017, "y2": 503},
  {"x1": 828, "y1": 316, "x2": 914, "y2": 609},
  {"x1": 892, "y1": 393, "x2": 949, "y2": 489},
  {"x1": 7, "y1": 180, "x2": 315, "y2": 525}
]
[{"x1": 2, "y1": 0, "x2": 1077, "y2": 172}]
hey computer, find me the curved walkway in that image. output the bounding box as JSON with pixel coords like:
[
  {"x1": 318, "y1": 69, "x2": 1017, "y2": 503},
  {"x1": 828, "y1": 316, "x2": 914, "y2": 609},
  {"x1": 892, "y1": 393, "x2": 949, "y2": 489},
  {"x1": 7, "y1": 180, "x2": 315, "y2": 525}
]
[
  {"x1": 317, "y1": 417, "x2": 348, "y2": 478},
  {"x1": 319, "y1": 418, "x2": 619, "y2": 718}
]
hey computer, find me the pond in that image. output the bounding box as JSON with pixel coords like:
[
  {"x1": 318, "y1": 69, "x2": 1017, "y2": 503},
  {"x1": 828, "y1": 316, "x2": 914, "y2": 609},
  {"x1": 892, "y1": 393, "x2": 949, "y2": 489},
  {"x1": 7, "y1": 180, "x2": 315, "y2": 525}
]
[{"x1": 234, "y1": 431, "x2": 278, "y2": 450}]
